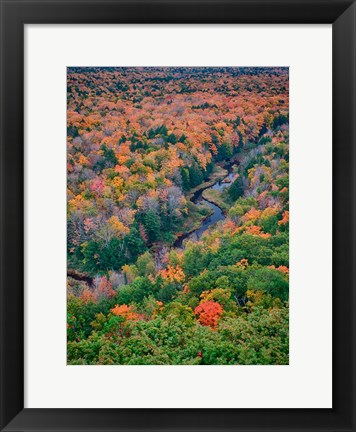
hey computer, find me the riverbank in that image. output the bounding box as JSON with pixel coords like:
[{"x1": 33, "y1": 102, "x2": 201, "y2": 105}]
[
  {"x1": 173, "y1": 165, "x2": 229, "y2": 245},
  {"x1": 174, "y1": 162, "x2": 235, "y2": 247},
  {"x1": 186, "y1": 165, "x2": 228, "y2": 200},
  {"x1": 177, "y1": 200, "x2": 214, "y2": 238},
  {"x1": 202, "y1": 188, "x2": 233, "y2": 213},
  {"x1": 67, "y1": 269, "x2": 93, "y2": 287}
]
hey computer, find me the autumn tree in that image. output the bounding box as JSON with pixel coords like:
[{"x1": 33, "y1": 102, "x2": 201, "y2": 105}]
[{"x1": 194, "y1": 300, "x2": 223, "y2": 329}]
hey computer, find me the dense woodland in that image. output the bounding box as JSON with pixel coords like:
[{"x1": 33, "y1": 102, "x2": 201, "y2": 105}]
[{"x1": 67, "y1": 67, "x2": 289, "y2": 365}]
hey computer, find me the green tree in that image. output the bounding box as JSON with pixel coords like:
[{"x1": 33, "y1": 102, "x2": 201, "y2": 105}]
[
  {"x1": 180, "y1": 167, "x2": 190, "y2": 192},
  {"x1": 216, "y1": 142, "x2": 233, "y2": 161},
  {"x1": 136, "y1": 251, "x2": 156, "y2": 277},
  {"x1": 246, "y1": 267, "x2": 289, "y2": 301},
  {"x1": 228, "y1": 175, "x2": 245, "y2": 201},
  {"x1": 188, "y1": 163, "x2": 204, "y2": 188},
  {"x1": 141, "y1": 210, "x2": 161, "y2": 243},
  {"x1": 125, "y1": 226, "x2": 147, "y2": 262}
]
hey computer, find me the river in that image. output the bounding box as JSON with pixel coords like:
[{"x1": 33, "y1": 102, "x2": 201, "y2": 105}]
[
  {"x1": 174, "y1": 164, "x2": 235, "y2": 248},
  {"x1": 68, "y1": 163, "x2": 235, "y2": 285}
]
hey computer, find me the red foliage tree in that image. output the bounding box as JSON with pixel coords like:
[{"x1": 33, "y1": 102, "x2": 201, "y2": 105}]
[{"x1": 194, "y1": 300, "x2": 223, "y2": 329}]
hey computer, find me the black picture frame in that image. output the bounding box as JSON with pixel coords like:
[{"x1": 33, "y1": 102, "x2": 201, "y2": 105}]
[{"x1": 1, "y1": 0, "x2": 355, "y2": 431}]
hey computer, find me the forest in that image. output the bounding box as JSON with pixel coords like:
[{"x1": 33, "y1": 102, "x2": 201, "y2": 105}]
[{"x1": 67, "y1": 67, "x2": 289, "y2": 365}]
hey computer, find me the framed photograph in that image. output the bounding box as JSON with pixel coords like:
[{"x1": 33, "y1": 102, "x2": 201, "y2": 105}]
[{"x1": 0, "y1": 0, "x2": 355, "y2": 431}]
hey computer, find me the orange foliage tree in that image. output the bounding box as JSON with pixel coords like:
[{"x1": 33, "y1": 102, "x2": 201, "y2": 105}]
[
  {"x1": 194, "y1": 300, "x2": 223, "y2": 329},
  {"x1": 110, "y1": 304, "x2": 142, "y2": 321}
]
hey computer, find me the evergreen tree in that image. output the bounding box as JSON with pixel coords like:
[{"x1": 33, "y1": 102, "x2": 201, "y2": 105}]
[
  {"x1": 188, "y1": 163, "x2": 204, "y2": 188},
  {"x1": 125, "y1": 226, "x2": 147, "y2": 262},
  {"x1": 142, "y1": 210, "x2": 161, "y2": 243},
  {"x1": 229, "y1": 175, "x2": 245, "y2": 200},
  {"x1": 180, "y1": 167, "x2": 190, "y2": 192}
]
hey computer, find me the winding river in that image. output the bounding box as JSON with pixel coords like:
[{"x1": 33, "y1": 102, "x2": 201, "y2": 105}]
[
  {"x1": 68, "y1": 163, "x2": 235, "y2": 285},
  {"x1": 174, "y1": 164, "x2": 235, "y2": 248}
]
